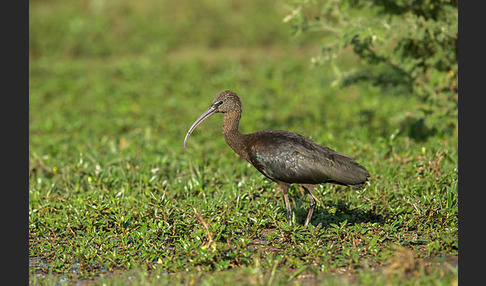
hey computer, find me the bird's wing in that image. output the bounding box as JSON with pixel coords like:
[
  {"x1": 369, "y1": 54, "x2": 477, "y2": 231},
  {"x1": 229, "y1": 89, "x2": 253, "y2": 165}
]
[
  {"x1": 246, "y1": 130, "x2": 369, "y2": 186},
  {"x1": 246, "y1": 131, "x2": 331, "y2": 184}
]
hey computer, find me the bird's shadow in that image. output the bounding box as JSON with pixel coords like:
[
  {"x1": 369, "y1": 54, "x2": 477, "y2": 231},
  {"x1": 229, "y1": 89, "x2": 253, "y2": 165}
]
[{"x1": 294, "y1": 198, "x2": 385, "y2": 228}]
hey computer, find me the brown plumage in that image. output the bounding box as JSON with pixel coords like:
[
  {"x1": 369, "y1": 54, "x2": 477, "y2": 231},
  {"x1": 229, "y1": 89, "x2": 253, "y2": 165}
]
[{"x1": 184, "y1": 90, "x2": 370, "y2": 226}]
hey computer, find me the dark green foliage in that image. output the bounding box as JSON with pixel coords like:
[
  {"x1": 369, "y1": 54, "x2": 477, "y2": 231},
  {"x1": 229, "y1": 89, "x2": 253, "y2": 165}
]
[{"x1": 285, "y1": 0, "x2": 457, "y2": 140}]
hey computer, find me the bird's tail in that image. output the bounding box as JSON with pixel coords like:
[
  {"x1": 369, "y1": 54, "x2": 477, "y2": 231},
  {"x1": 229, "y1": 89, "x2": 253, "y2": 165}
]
[{"x1": 330, "y1": 152, "x2": 370, "y2": 189}]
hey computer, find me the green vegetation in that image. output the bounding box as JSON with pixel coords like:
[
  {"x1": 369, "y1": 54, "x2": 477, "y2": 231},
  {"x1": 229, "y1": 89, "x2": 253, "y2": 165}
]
[
  {"x1": 285, "y1": 0, "x2": 458, "y2": 141},
  {"x1": 29, "y1": 0, "x2": 457, "y2": 284}
]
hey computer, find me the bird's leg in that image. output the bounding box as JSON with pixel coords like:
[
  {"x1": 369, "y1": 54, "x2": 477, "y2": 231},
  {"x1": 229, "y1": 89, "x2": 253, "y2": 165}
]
[
  {"x1": 302, "y1": 184, "x2": 316, "y2": 226},
  {"x1": 278, "y1": 182, "x2": 293, "y2": 224}
]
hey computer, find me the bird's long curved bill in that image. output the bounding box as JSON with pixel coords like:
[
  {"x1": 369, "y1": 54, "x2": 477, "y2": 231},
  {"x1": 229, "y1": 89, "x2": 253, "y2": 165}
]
[{"x1": 183, "y1": 105, "x2": 218, "y2": 148}]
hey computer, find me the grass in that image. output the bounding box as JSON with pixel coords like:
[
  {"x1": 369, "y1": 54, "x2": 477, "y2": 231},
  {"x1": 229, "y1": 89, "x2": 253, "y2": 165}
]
[{"x1": 29, "y1": 0, "x2": 458, "y2": 284}]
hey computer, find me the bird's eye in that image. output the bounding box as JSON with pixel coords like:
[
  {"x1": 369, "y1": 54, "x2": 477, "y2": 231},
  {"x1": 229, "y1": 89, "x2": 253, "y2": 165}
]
[{"x1": 216, "y1": 100, "x2": 223, "y2": 106}]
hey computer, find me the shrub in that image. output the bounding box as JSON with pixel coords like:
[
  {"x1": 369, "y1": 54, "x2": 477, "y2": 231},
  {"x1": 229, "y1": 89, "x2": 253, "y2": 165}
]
[{"x1": 284, "y1": 0, "x2": 458, "y2": 140}]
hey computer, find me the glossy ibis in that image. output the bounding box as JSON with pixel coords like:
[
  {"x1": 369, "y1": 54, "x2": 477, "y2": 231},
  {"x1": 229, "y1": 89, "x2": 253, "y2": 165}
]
[{"x1": 184, "y1": 90, "x2": 370, "y2": 226}]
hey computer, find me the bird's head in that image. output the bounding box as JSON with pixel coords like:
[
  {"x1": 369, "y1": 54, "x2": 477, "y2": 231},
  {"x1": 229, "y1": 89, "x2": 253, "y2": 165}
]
[
  {"x1": 210, "y1": 90, "x2": 241, "y2": 113},
  {"x1": 184, "y1": 90, "x2": 241, "y2": 148}
]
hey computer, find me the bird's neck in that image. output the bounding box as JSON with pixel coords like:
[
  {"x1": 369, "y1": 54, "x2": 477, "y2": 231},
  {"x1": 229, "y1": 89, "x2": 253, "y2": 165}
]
[{"x1": 222, "y1": 110, "x2": 248, "y2": 160}]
